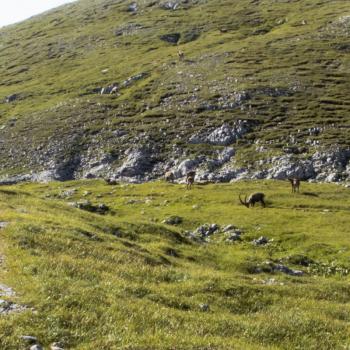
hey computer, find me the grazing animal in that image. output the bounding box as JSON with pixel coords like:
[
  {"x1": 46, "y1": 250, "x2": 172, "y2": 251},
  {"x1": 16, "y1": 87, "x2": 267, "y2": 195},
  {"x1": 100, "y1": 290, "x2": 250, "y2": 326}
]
[
  {"x1": 239, "y1": 193, "x2": 266, "y2": 208},
  {"x1": 288, "y1": 178, "x2": 300, "y2": 193},
  {"x1": 164, "y1": 171, "x2": 175, "y2": 183},
  {"x1": 186, "y1": 171, "x2": 196, "y2": 190}
]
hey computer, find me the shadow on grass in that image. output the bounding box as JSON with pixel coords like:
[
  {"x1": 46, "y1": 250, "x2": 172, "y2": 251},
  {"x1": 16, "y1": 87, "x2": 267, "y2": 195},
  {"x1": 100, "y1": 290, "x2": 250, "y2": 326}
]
[{"x1": 302, "y1": 192, "x2": 319, "y2": 197}]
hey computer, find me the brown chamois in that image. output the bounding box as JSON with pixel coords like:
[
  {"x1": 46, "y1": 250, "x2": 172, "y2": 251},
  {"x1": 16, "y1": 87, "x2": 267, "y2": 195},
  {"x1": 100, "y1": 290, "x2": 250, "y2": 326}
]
[
  {"x1": 288, "y1": 177, "x2": 300, "y2": 193},
  {"x1": 239, "y1": 193, "x2": 266, "y2": 208},
  {"x1": 186, "y1": 171, "x2": 196, "y2": 190},
  {"x1": 164, "y1": 171, "x2": 175, "y2": 183},
  {"x1": 177, "y1": 49, "x2": 185, "y2": 61}
]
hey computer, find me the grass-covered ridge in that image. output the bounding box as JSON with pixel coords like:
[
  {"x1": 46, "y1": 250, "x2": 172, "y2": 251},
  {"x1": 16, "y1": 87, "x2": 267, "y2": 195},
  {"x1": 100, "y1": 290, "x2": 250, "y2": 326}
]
[
  {"x1": 0, "y1": 180, "x2": 350, "y2": 349},
  {"x1": 0, "y1": 0, "x2": 349, "y2": 175}
]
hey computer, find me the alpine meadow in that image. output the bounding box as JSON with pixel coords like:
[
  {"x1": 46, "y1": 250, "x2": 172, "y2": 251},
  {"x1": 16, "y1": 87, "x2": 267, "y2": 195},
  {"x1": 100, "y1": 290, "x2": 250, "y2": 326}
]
[{"x1": 0, "y1": 0, "x2": 350, "y2": 349}]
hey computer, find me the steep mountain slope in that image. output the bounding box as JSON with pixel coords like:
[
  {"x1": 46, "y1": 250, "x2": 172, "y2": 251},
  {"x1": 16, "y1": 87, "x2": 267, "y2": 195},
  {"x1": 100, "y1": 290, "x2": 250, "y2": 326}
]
[{"x1": 0, "y1": 0, "x2": 349, "y2": 182}]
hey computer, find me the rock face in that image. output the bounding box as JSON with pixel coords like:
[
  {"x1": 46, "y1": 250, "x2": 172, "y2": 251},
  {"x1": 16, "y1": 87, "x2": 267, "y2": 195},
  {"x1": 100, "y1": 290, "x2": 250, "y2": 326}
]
[
  {"x1": 0, "y1": 116, "x2": 349, "y2": 187},
  {"x1": 265, "y1": 148, "x2": 350, "y2": 182},
  {"x1": 189, "y1": 121, "x2": 251, "y2": 146},
  {"x1": 1, "y1": 145, "x2": 350, "y2": 185},
  {"x1": 174, "y1": 158, "x2": 200, "y2": 178},
  {"x1": 116, "y1": 147, "x2": 154, "y2": 179}
]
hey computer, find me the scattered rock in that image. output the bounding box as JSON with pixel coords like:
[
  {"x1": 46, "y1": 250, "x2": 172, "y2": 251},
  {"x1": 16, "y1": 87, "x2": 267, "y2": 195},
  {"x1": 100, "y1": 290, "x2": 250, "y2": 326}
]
[
  {"x1": 273, "y1": 264, "x2": 304, "y2": 276},
  {"x1": 59, "y1": 189, "x2": 77, "y2": 198},
  {"x1": 185, "y1": 223, "x2": 219, "y2": 242},
  {"x1": 21, "y1": 336, "x2": 38, "y2": 344},
  {"x1": 163, "y1": 216, "x2": 183, "y2": 225},
  {"x1": 100, "y1": 83, "x2": 119, "y2": 95},
  {"x1": 72, "y1": 201, "x2": 110, "y2": 214},
  {"x1": 115, "y1": 23, "x2": 143, "y2": 36},
  {"x1": 121, "y1": 72, "x2": 148, "y2": 88},
  {"x1": 160, "y1": 1, "x2": 179, "y2": 10},
  {"x1": 199, "y1": 303, "x2": 210, "y2": 312},
  {"x1": 5, "y1": 94, "x2": 18, "y2": 103},
  {"x1": 226, "y1": 233, "x2": 242, "y2": 242},
  {"x1": 126, "y1": 199, "x2": 143, "y2": 204},
  {"x1": 51, "y1": 342, "x2": 64, "y2": 350},
  {"x1": 253, "y1": 236, "x2": 269, "y2": 245},
  {"x1": 0, "y1": 284, "x2": 15, "y2": 297},
  {"x1": 223, "y1": 224, "x2": 236, "y2": 232},
  {"x1": 127, "y1": 2, "x2": 138, "y2": 13},
  {"x1": 252, "y1": 261, "x2": 304, "y2": 276},
  {"x1": 284, "y1": 254, "x2": 314, "y2": 267},
  {"x1": 30, "y1": 345, "x2": 43, "y2": 350},
  {"x1": 260, "y1": 278, "x2": 284, "y2": 286},
  {"x1": 0, "y1": 222, "x2": 8, "y2": 229},
  {"x1": 160, "y1": 33, "x2": 181, "y2": 44},
  {"x1": 0, "y1": 299, "x2": 26, "y2": 315},
  {"x1": 185, "y1": 223, "x2": 244, "y2": 243},
  {"x1": 196, "y1": 223, "x2": 219, "y2": 236}
]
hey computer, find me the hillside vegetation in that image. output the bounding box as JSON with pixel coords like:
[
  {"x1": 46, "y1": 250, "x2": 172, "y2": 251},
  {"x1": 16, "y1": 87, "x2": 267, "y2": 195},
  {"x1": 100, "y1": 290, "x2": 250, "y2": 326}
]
[
  {"x1": 0, "y1": 180, "x2": 350, "y2": 349},
  {"x1": 1, "y1": 2, "x2": 350, "y2": 349},
  {"x1": 0, "y1": 0, "x2": 349, "y2": 180}
]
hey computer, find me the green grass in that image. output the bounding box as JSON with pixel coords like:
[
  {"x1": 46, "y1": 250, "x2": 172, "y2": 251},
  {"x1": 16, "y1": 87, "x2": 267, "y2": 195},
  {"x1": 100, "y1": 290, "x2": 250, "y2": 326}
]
[{"x1": 0, "y1": 180, "x2": 350, "y2": 349}]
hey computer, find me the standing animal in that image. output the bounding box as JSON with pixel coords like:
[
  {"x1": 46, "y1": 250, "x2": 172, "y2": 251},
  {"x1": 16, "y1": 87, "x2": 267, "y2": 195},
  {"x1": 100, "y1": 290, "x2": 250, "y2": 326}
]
[
  {"x1": 239, "y1": 193, "x2": 266, "y2": 208},
  {"x1": 186, "y1": 171, "x2": 196, "y2": 190},
  {"x1": 164, "y1": 171, "x2": 175, "y2": 183},
  {"x1": 288, "y1": 178, "x2": 300, "y2": 193},
  {"x1": 177, "y1": 49, "x2": 185, "y2": 61}
]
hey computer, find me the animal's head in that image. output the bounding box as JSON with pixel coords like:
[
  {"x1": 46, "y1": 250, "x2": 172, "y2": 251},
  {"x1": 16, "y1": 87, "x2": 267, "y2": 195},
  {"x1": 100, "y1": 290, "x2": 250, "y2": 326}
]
[{"x1": 239, "y1": 194, "x2": 249, "y2": 208}]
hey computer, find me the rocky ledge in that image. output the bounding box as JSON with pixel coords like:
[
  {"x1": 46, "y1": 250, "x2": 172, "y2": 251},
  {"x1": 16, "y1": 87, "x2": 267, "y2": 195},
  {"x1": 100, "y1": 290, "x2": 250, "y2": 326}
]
[{"x1": 0, "y1": 121, "x2": 349, "y2": 185}]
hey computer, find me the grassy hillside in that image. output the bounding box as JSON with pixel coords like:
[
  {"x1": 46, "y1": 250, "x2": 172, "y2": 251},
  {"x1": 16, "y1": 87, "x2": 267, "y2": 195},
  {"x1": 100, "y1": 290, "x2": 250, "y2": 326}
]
[
  {"x1": 0, "y1": 0, "x2": 349, "y2": 177},
  {"x1": 0, "y1": 180, "x2": 350, "y2": 349}
]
